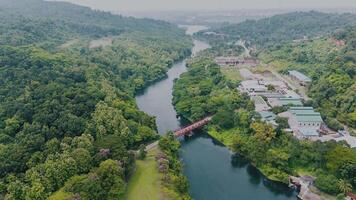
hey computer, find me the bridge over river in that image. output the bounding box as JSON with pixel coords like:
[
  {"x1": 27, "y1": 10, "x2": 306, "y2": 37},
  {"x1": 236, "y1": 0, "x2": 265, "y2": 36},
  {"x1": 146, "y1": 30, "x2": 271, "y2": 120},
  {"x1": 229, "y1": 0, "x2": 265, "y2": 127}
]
[{"x1": 174, "y1": 116, "x2": 212, "y2": 137}]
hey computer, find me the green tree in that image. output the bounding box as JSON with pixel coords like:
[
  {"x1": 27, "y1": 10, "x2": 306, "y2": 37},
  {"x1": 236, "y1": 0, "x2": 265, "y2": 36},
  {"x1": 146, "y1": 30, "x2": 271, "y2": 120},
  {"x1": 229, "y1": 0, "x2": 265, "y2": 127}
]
[
  {"x1": 213, "y1": 108, "x2": 235, "y2": 129},
  {"x1": 251, "y1": 122, "x2": 276, "y2": 143},
  {"x1": 138, "y1": 144, "x2": 147, "y2": 160},
  {"x1": 337, "y1": 179, "x2": 352, "y2": 194},
  {"x1": 71, "y1": 148, "x2": 92, "y2": 173},
  {"x1": 315, "y1": 174, "x2": 339, "y2": 194}
]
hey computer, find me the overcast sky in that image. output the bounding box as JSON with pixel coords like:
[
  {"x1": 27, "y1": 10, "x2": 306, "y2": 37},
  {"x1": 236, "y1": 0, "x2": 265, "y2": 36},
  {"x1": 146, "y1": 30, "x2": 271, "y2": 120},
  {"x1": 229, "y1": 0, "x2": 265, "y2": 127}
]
[{"x1": 60, "y1": 0, "x2": 356, "y2": 11}]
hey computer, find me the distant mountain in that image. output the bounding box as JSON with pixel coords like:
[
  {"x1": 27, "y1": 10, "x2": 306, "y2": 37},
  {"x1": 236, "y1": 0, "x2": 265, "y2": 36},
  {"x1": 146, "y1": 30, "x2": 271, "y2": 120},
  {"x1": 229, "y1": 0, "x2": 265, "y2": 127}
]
[
  {"x1": 198, "y1": 11, "x2": 356, "y2": 47},
  {"x1": 0, "y1": 0, "x2": 181, "y2": 47}
]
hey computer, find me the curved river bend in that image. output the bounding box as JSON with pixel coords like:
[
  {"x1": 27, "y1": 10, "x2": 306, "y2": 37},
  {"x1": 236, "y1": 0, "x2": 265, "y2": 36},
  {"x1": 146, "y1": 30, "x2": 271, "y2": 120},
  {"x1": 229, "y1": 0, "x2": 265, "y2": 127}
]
[{"x1": 136, "y1": 25, "x2": 297, "y2": 200}]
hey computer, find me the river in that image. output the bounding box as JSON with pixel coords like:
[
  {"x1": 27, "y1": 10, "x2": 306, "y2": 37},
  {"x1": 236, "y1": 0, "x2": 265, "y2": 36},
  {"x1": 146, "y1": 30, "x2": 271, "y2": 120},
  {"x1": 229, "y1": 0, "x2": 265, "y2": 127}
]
[{"x1": 135, "y1": 25, "x2": 297, "y2": 200}]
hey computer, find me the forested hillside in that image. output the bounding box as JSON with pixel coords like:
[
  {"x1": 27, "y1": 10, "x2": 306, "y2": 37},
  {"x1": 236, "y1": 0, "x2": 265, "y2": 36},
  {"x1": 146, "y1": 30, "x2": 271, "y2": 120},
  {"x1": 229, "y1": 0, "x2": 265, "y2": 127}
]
[
  {"x1": 0, "y1": 0, "x2": 192, "y2": 199},
  {"x1": 196, "y1": 11, "x2": 356, "y2": 129},
  {"x1": 0, "y1": 0, "x2": 187, "y2": 49},
  {"x1": 260, "y1": 26, "x2": 356, "y2": 129},
  {"x1": 197, "y1": 11, "x2": 356, "y2": 48}
]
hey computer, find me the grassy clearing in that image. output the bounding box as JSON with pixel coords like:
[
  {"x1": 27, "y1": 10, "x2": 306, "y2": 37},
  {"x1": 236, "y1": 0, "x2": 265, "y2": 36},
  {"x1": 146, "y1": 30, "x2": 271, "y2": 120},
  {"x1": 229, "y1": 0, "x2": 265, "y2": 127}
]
[
  {"x1": 125, "y1": 147, "x2": 162, "y2": 200},
  {"x1": 48, "y1": 189, "x2": 73, "y2": 200},
  {"x1": 49, "y1": 146, "x2": 176, "y2": 200},
  {"x1": 220, "y1": 66, "x2": 242, "y2": 81},
  {"x1": 208, "y1": 127, "x2": 239, "y2": 148}
]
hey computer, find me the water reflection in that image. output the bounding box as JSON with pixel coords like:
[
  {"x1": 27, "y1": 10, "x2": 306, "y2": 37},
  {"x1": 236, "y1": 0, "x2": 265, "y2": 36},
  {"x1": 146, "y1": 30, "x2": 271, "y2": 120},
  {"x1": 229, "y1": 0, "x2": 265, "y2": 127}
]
[
  {"x1": 246, "y1": 164, "x2": 263, "y2": 185},
  {"x1": 230, "y1": 154, "x2": 249, "y2": 168}
]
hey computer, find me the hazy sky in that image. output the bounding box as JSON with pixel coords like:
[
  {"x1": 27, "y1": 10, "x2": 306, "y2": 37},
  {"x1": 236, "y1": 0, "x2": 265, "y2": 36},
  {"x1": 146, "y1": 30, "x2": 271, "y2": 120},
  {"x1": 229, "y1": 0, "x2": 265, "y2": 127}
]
[{"x1": 61, "y1": 0, "x2": 356, "y2": 11}]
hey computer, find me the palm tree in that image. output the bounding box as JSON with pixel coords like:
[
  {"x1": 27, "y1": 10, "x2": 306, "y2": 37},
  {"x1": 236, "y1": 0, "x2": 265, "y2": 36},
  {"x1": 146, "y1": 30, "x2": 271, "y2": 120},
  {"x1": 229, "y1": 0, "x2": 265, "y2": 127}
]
[{"x1": 337, "y1": 179, "x2": 352, "y2": 194}]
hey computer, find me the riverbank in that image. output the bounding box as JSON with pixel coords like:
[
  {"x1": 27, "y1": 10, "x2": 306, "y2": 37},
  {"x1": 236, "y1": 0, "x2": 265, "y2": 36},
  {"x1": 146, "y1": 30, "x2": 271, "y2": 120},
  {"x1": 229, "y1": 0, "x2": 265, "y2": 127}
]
[
  {"x1": 206, "y1": 128, "x2": 339, "y2": 200},
  {"x1": 207, "y1": 128, "x2": 289, "y2": 183}
]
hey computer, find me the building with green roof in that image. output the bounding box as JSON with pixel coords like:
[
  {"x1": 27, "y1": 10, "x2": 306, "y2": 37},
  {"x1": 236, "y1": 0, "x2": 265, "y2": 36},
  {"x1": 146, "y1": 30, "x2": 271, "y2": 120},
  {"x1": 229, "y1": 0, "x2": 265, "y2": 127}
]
[
  {"x1": 278, "y1": 97, "x2": 303, "y2": 106},
  {"x1": 289, "y1": 70, "x2": 312, "y2": 86},
  {"x1": 299, "y1": 128, "x2": 319, "y2": 137},
  {"x1": 258, "y1": 111, "x2": 277, "y2": 126},
  {"x1": 289, "y1": 107, "x2": 324, "y2": 137}
]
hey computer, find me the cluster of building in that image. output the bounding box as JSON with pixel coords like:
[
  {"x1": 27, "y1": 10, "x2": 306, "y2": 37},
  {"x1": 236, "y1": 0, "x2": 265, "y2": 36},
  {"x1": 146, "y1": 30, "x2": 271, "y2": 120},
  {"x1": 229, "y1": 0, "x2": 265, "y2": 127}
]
[
  {"x1": 238, "y1": 68, "x2": 326, "y2": 139},
  {"x1": 280, "y1": 107, "x2": 323, "y2": 139},
  {"x1": 212, "y1": 52, "x2": 356, "y2": 147}
]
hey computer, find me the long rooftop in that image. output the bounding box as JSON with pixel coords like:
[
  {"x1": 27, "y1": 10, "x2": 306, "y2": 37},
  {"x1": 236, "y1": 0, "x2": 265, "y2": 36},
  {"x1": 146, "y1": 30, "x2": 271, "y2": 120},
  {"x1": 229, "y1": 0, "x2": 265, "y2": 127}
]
[
  {"x1": 290, "y1": 107, "x2": 323, "y2": 122},
  {"x1": 278, "y1": 98, "x2": 303, "y2": 106},
  {"x1": 289, "y1": 70, "x2": 312, "y2": 82}
]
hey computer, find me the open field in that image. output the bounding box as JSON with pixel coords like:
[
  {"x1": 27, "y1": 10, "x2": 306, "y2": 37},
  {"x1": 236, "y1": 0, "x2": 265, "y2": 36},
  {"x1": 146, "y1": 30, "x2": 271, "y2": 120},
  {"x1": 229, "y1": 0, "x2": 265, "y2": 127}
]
[
  {"x1": 125, "y1": 147, "x2": 162, "y2": 200},
  {"x1": 208, "y1": 127, "x2": 241, "y2": 148},
  {"x1": 220, "y1": 66, "x2": 242, "y2": 81}
]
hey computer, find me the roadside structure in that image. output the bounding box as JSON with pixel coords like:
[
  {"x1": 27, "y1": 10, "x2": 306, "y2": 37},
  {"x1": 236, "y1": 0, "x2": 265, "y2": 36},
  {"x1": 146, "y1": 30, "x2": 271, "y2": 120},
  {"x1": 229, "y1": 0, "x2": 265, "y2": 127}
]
[
  {"x1": 281, "y1": 90, "x2": 301, "y2": 99},
  {"x1": 259, "y1": 111, "x2": 277, "y2": 126},
  {"x1": 259, "y1": 80, "x2": 288, "y2": 90},
  {"x1": 288, "y1": 70, "x2": 312, "y2": 86},
  {"x1": 268, "y1": 97, "x2": 303, "y2": 107},
  {"x1": 285, "y1": 107, "x2": 324, "y2": 138},
  {"x1": 251, "y1": 96, "x2": 270, "y2": 112},
  {"x1": 239, "y1": 80, "x2": 268, "y2": 93}
]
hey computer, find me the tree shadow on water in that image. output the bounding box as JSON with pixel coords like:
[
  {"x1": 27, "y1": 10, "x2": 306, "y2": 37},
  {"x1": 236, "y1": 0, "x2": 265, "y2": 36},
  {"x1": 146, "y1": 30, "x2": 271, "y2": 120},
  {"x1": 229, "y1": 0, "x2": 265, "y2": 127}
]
[
  {"x1": 262, "y1": 179, "x2": 296, "y2": 197},
  {"x1": 246, "y1": 164, "x2": 263, "y2": 185},
  {"x1": 230, "y1": 154, "x2": 249, "y2": 168}
]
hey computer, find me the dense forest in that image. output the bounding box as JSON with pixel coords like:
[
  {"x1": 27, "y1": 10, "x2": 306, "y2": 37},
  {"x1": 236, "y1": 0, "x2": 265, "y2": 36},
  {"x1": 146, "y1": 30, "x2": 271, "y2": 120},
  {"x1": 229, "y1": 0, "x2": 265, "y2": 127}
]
[
  {"x1": 0, "y1": 0, "x2": 189, "y2": 49},
  {"x1": 0, "y1": 0, "x2": 192, "y2": 199},
  {"x1": 196, "y1": 11, "x2": 356, "y2": 48},
  {"x1": 173, "y1": 57, "x2": 253, "y2": 122}
]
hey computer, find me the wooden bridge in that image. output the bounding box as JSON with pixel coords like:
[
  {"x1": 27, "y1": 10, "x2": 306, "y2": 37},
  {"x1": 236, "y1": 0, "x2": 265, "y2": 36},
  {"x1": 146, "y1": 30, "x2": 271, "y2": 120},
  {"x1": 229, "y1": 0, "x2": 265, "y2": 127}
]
[{"x1": 174, "y1": 116, "x2": 213, "y2": 137}]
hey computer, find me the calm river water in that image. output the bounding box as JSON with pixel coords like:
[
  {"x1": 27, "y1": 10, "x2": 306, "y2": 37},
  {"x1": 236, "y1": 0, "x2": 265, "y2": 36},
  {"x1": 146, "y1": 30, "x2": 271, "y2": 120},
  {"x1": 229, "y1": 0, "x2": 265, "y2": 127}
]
[{"x1": 135, "y1": 25, "x2": 297, "y2": 200}]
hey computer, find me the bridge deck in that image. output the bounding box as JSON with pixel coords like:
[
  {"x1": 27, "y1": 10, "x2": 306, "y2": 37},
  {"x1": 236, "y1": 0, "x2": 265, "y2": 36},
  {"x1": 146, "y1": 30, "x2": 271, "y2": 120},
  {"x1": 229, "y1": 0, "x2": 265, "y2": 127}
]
[{"x1": 174, "y1": 116, "x2": 212, "y2": 137}]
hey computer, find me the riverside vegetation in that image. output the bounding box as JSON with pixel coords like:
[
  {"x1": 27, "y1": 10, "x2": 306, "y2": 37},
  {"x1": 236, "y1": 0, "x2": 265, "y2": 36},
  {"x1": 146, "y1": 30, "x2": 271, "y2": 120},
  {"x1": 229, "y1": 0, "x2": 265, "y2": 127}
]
[
  {"x1": 0, "y1": 0, "x2": 192, "y2": 199},
  {"x1": 173, "y1": 11, "x2": 356, "y2": 197}
]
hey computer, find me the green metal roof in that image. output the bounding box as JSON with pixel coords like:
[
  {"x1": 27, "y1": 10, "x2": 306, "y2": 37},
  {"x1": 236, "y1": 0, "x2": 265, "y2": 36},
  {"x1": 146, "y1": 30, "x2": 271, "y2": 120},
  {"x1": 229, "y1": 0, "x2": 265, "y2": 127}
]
[
  {"x1": 295, "y1": 114, "x2": 323, "y2": 122},
  {"x1": 290, "y1": 107, "x2": 323, "y2": 122},
  {"x1": 291, "y1": 109, "x2": 316, "y2": 115},
  {"x1": 278, "y1": 98, "x2": 303, "y2": 106},
  {"x1": 259, "y1": 111, "x2": 276, "y2": 121},
  {"x1": 299, "y1": 128, "x2": 319, "y2": 136},
  {"x1": 290, "y1": 107, "x2": 314, "y2": 110}
]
